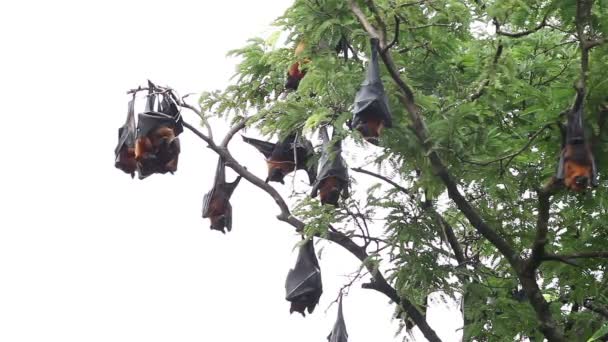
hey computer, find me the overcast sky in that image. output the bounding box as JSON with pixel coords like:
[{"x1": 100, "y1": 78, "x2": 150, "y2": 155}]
[{"x1": 0, "y1": 1, "x2": 461, "y2": 341}]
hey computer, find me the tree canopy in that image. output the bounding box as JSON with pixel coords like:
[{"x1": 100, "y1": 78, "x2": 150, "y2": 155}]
[{"x1": 118, "y1": 0, "x2": 608, "y2": 341}]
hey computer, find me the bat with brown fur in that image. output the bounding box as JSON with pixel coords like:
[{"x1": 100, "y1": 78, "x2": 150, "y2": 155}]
[
  {"x1": 352, "y1": 38, "x2": 392, "y2": 145},
  {"x1": 556, "y1": 86, "x2": 599, "y2": 191},
  {"x1": 202, "y1": 158, "x2": 242, "y2": 233}
]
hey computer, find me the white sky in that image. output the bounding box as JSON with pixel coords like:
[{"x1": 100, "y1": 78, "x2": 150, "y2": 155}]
[{"x1": 0, "y1": 1, "x2": 461, "y2": 341}]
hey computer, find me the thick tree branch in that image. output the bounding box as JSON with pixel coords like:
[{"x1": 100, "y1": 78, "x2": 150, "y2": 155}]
[
  {"x1": 182, "y1": 120, "x2": 438, "y2": 341},
  {"x1": 544, "y1": 251, "x2": 608, "y2": 261},
  {"x1": 528, "y1": 180, "x2": 561, "y2": 270}
]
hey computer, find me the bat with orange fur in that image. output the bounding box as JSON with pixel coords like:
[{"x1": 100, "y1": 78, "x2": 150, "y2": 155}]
[
  {"x1": 285, "y1": 41, "x2": 309, "y2": 91},
  {"x1": 352, "y1": 38, "x2": 392, "y2": 145},
  {"x1": 114, "y1": 94, "x2": 137, "y2": 177},
  {"x1": 135, "y1": 82, "x2": 183, "y2": 179},
  {"x1": 202, "y1": 157, "x2": 242, "y2": 233},
  {"x1": 310, "y1": 126, "x2": 349, "y2": 206},
  {"x1": 556, "y1": 86, "x2": 598, "y2": 191},
  {"x1": 242, "y1": 134, "x2": 316, "y2": 185}
]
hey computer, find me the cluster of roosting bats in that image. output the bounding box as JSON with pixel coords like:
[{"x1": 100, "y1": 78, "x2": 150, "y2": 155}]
[{"x1": 114, "y1": 37, "x2": 600, "y2": 340}]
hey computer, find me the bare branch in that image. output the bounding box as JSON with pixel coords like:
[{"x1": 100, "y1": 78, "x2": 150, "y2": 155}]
[{"x1": 494, "y1": 15, "x2": 549, "y2": 38}]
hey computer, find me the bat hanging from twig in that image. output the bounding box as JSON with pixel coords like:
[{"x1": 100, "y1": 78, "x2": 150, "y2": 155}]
[
  {"x1": 351, "y1": 38, "x2": 393, "y2": 145},
  {"x1": 242, "y1": 133, "x2": 316, "y2": 185},
  {"x1": 135, "y1": 81, "x2": 184, "y2": 179},
  {"x1": 285, "y1": 238, "x2": 323, "y2": 316},
  {"x1": 556, "y1": 86, "x2": 599, "y2": 191},
  {"x1": 311, "y1": 126, "x2": 349, "y2": 206},
  {"x1": 202, "y1": 157, "x2": 242, "y2": 233},
  {"x1": 327, "y1": 294, "x2": 348, "y2": 342}
]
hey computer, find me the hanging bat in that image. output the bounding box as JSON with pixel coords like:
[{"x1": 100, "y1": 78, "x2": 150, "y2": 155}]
[
  {"x1": 352, "y1": 38, "x2": 393, "y2": 145},
  {"x1": 327, "y1": 295, "x2": 348, "y2": 342},
  {"x1": 556, "y1": 86, "x2": 598, "y2": 191},
  {"x1": 311, "y1": 126, "x2": 349, "y2": 206},
  {"x1": 242, "y1": 134, "x2": 316, "y2": 185},
  {"x1": 285, "y1": 41, "x2": 309, "y2": 91},
  {"x1": 114, "y1": 95, "x2": 137, "y2": 177},
  {"x1": 202, "y1": 157, "x2": 242, "y2": 233},
  {"x1": 135, "y1": 83, "x2": 184, "y2": 179},
  {"x1": 285, "y1": 238, "x2": 323, "y2": 316}
]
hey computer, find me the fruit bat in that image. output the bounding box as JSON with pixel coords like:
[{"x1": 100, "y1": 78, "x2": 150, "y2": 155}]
[
  {"x1": 327, "y1": 295, "x2": 348, "y2": 342},
  {"x1": 285, "y1": 238, "x2": 322, "y2": 316},
  {"x1": 311, "y1": 126, "x2": 349, "y2": 206},
  {"x1": 556, "y1": 87, "x2": 599, "y2": 191},
  {"x1": 242, "y1": 133, "x2": 316, "y2": 185},
  {"x1": 352, "y1": 38, "x2": 393, "y2": 145},
  {"x1": 285, "y1": 41, "x2": 309, "y2": 91},
  {"x1": 135, "y1": 83, "x2": 184, "y2": 179},
  {"x1": 202, "y1": 157, "x2": 242, "y2": 234},
  {"x1": 114, "y1": 94, "x2": 137, "y2": 177}
]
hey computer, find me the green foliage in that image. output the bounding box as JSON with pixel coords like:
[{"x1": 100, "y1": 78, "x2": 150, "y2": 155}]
[{"x1": 200, "y1": 0, "x2": 608, "y2": 340}]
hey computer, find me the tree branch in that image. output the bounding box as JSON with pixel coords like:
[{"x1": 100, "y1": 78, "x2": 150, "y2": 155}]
[
  {"x1": 182, "y1": 120, "x2": 439, "y2": 341},
  {"x1": 494, "y1": 14, "x2": 549, "y2": 38},
  {"x1": 544, "y1": 251, "x2": 608, "y2": 261},
  {"x1": 528, "y1": 180, "x2": 561, "y2": 270},
  {"x1": 584, "y1": 300, "x2": 608, "y2": 319}
]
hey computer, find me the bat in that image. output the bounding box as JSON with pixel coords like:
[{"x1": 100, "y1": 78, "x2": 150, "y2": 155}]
[
  {"x1": 135, "y1": 82, "x2": 184, "y2": 179},
  {"x1": 202, "y1": 157, "x2": 242, "y2": 233},
  {"x1": 556, "y1": 86, "x2": 599, "y2": 191},
  {"x1": 242, "y1": 133, "x2": 316, "y2": 185},
  {"x1": 114, "y1": 94, "x2": 137, "y2": 177},
  {"x1": 327, "y1": 295, "x2": 348, "y2": 342},
  {"x1": 285, "y1": 238, "x2": 323, "y2": 316},
  {"x1": 311, "y1": 126, "x2": 349, "y2": 206},
  {"x1": 352, "y1": 38, "x2": 393, "y2": 145},
  {"x1": 285, "y1": 41, "x2": 309, "y2": 92}
]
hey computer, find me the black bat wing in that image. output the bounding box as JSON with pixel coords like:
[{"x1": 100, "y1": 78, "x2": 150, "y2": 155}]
[
  {"x1": 352, "y1": 38, "x2": 392, "y2": 129},
  {"x1": 115, "y1": 96, "x2": 136, "y2": 157},
  {"x1": 311, "y1": 131, "x2": 349, "y2": 198},
  {"x1": 285, "y1": 239, "x2": 323, "y2": 315},
  {"x1": 159, "y1": 94, "x2": 184, "y2": 136},
  {"x1": 327, "y1": 296, "x2": 348, "y2": 342},
  {"x1": 294, "y1": 136, "x2": 317, "y2": 185},
  {"x1": 242, "y1": 135, "x2": 276, "y2": 159}
]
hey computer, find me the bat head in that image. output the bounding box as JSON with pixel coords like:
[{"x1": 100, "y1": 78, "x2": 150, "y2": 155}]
[
  {"x1": 354, "y1": 112, "x2": 385, "y2": 145},
  {"x1": 564, "y1": 161, "x2": 593, "y2": 192},
  {"x1": 319, "y1": 177, "x2": 342, "y2": 206}
]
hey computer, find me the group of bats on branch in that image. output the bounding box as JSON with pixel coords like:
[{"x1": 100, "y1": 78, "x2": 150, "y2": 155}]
[{"x1": 112, "y1": 34, "x2": 600, "y2": 341}]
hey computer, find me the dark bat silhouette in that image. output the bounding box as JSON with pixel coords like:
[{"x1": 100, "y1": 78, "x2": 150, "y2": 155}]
[
  {"x1": 556, "y1": 86, "x2": 598, "y2": 191},
  {"x1": 114, "y1": 94, "x2": 137, "y2": 177},
  {"x1": 327, "y1": 295, "x2": 348, "y2": 342},
  {"x1": 311, "y1": 126, "x2": 349, "y2": 206},
  {"x1": 202, "y1": 157, "x2": 242, "y2": 234},
  {"x1": 135, "y1": 82, "x2": 184, "y2": 179},
  {"x1": 242, "y1": 134, "x2": 316, "y2": 185},
  {"x1": 352, "y1": 38, "x2": 393, "y2": 145},
  {"x1": 285, "y1": 238, "x2": 323, "y2": 316}
]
